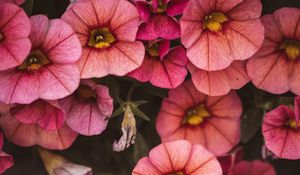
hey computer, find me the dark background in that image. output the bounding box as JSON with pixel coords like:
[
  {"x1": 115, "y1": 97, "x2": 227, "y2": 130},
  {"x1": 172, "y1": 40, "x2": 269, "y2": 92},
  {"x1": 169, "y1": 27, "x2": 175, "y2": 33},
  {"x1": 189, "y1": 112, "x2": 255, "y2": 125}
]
[{"x1": 2, "y1": 0, "x2": 300, "y2": 174}]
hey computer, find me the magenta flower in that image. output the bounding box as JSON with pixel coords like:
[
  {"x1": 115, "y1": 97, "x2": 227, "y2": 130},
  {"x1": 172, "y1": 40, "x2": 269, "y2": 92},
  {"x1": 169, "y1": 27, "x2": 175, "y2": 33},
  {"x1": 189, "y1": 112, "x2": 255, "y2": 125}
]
[
  {"x1": 0, "y1": 15, "x2": 81, "y2": 104},
  {"x1": 0, "y1": 3, "x2": 31, "y2": 71},
  {"x1": 0, "y1": 132, "x2": 14, "y2": 174},
  {"x1": 62, "y1": 0, "x2": 145, "y2": 78},
  {"x1": 128, "y1": 40, "x2": 188, "y2": 88},
  {"x1": 180, "y1": 0, "x2": 264, "y2": 71},
  {"x1": 0, "y1": 0, "x2": 25, "y2": 5},
  {"x1": 188, "y1": 60, "x2": 249, "y2": 96},
  {"x1": 59, "y1": 80, "x2": 113, "y2": 136},
  {"x1": 156, "y1": 80, "x2": 242, "y2": 156},
  {"x1": 136, "y1": 0, "x2": 188, "y2": 40},
  {"x1": 262, "y1": 96, "x2": 300, "y2": 160},
  {"x1": 228, "y1": 160, "x2": 276, "y2": 175},
  {"x1": 247, "y1": 7, "x2": 300, "y2": 95},
  {"x1": 132, "y1": 140, "x2": 222, "y2": 175}
]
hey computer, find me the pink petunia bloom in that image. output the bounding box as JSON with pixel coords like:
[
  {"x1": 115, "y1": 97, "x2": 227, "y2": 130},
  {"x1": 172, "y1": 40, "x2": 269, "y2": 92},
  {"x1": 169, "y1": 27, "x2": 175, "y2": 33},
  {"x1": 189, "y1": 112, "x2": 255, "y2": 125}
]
[
  {"x1": 180, "y1": 0, "x2": 264, "y2": 71},
  {"x1": 128, "y1": 40, "x2": 188, "y2": 88},
  {"x1": 156, "y1": 80, "x2": 242, "y2": 156},
  {"x1": 59, "y1": 80, "x2": 113, "y2": 136},
  {"x1": 262, "y1": 96, "x2": 300, "y2": 160},
  {"x1": 247, "y1": 7, "x2": 300, "y2": 95},
  {"x1": 136, "y1": 0, "x2": 188, "y2": 40},
  {"x1": 0, "y1": 104, "x2": 77, "y2": 150},
  {"x1": 0, "y1": 132, "x2": 14, "y2": 174},
  {"x1": 188, "y1": 60, "x2": 249, "y2": 96},
  {"x1": 62, "y1": 0, "x2": 145, "y2": 78},
  {"x1": 228, "y1": 160, "x2": 276, "y2": 175},
  {"x1": 132, "y1": 140, "x2": 222, "y2": 175},
  {"x1": 0, "y1": 0, "x2": 25, "y2": 5},
  {"x1": 0, "y1": 15, "x2": 81, "y2": 104},
  {"x1": 0, "y1": 3, "x2": 31, "y2": 71}
]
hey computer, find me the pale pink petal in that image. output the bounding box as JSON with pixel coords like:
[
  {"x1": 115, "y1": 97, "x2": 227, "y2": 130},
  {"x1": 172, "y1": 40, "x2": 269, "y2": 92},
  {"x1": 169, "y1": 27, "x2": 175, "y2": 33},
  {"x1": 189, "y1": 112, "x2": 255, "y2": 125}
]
[
  {"x1": 148, "y1": 143, "x2": 174, "y2": 173},
  {"x1": 92, "y1": 0, "x2": 120, "y2": 26},
  {"x1": 290, "y1": 61, "x2": 300, "y2": 95},
  {"x1": 136, "y1": 1, "x2": 151, "y2": 22},
  {"x1": 228, "y1": 160, "x2": 276, "y2": 175},
  {"x1": 156, "y1": 110, "x2": 183, "y2": 140},
  {"x1": 128, "y1": 55, "x2": 155, "y2": 82},
  {"x1": 224, "y1": 61, "x2": 249, "y2": 90},
  {"x1": 166, "y1": 0, "x2": 189, "y2": 16},
  {"x1": 180, "y1": 0, "x2": 205, "y2": 22},
  {"x1": 180, "y1": 20, "x2": 203, "y2": 48},
  {"x1": 261, "y1": 14, "x2": 283, "y2": 43},
  {"x1": 195, "y1": 0, "x2": 215, "y2": 14},
  {"x1": 228, "y1": 0, "x2": 262, "y2": 21},
  {"x1": 215, "y1": 0, "x2": 243, "y2": 13},
  {"x1": 29, "y1": 15, "x2": 49, "y2": 49},
  {"x1": 132, "y1": 157, "x2": 161, "y2": 175},
  {"x1": 184, "y1": 127, "x2": 206, "y2": 146}
]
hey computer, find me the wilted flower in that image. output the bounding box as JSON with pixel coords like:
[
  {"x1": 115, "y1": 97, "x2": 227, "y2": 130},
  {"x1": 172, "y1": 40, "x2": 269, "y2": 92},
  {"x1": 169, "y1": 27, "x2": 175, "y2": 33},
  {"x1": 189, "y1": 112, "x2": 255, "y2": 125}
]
[
  {"x1": 128, "y1": 40, "x2": 188, "y2": 89},
  {"x1": 247, "y1": 7, "x2": 300, "y2": 95},
  {"x1": 132, "y1": 140, "x2": 222, "y2": 175},
  {"x1": 62, "y1": 0, "x2": 145, "y2": 78},
  {"x1": 156, "y1": 80, "x2": 242, "y2": 156},
  {"x1": 0, "y1": 132, "x2": 14, "y2": 174},
  {"x1": 188, "y1": 60, "x2": 249, "y2": 96},
  {"x1": 180, "y1": 0, "x2": 264, "y2": 71},
  {"x1": 38, "y1": 148, "x2": 93, "y2": 175},
  {"x1": 0, "y1": 15, "x2": 81, "y2": 104},
  {"x1": 59, "y1": 80, "x2": 113, "y2": 136},
  {"x1": 228, "y1": 160, "x2": 276, "y2": 175},
  {"x1": 0, "y1": 3, "x2": 31, "y2": 71}
]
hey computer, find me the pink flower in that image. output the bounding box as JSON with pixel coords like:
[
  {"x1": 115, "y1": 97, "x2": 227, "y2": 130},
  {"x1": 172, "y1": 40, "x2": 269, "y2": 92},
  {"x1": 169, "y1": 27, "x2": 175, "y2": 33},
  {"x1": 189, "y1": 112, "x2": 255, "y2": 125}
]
[
  {"x1": 0, "y1": 132, "x2": 14, "y2": 174},
  {"x1": 128, "y1": 40, "x2": 188, "y2": 88},
  {"x1": 0, "y1": 3, "x2": 31, "y2": 71},
  {"x1": 59, "y1": 80, "x2": 113, "y2": 136},
  {"x1": 0, "y1": 0, "x2": 25, "y2": 5},
  {"x1": 180, "y1": 0, "x2": 264, "y2": 71},
  {"x1": 228, "y1": 160, "x2": 276, "y2": 175},
  {"x1": 132, "y1": 140, "x2": 222, "y2": 175},
  {"x1": 156, "y1": 80, "x2": 242, "y2": 156},
  {"x1": 262, "y1": 96, "x2": 300, "y2": 160},
  {"x1": 188, "y1": 60, "x2": 249, "y2": 96},
  {"x1": 136, "y1": 0, "x2": 188, "y2": 40},
  {"x1": 0, "y1": 15, "x2": 81, "y2": 104},
  {"x1": 62, "y1": 0, "x2": 145, "y2": 78},
  {"x1": 247, "y1": 7, "x2": 300, "y2": 95},
  {"x1": 217, "y1": 147, "x2": 243, "y2": 174}
]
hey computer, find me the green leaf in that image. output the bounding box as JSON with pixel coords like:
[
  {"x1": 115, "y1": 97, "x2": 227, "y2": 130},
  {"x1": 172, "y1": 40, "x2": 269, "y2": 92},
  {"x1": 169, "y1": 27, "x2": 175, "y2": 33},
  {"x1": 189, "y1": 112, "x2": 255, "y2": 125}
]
[
  {"x1": 131, "y1": 100, "x2": 148, "y2": 107},
  {"x1": 131, "y1": 107, "x2": 151, "y2": 121},
  {"x1": 111, "y1": 105, "x2": 125, "y2": 118},
  {"x1": 241, "y1": 108, "x2": 264, "y2": 143}
]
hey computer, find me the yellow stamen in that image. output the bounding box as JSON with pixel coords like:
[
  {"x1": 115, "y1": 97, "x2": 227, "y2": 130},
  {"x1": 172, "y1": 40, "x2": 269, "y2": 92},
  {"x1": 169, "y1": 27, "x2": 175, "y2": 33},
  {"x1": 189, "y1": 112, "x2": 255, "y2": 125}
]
[
  {"x1": 77, "y1": 84, "x2": 97, "y2": 100},
  {"x1": 157, "y1": 0, "x2": 167, "y2": 13},
  {"x1": 18, "y1": 50, "x2": 50, "y2": 71},
  {"x1": 287, "y1": 119, "x2": 300, "y2": 129},
  {"x1": 280, "y1": 40, "x2": 300, "y2": 60},
  {"x1": 184, "y1": 104, "x2": 210, "y2": 126},
  {"x1": 88, "y1": 28, "x2": 115, "y2": 49},
  {"x1": 203, "y1": 12, "x2": 228, "y2": 32}
]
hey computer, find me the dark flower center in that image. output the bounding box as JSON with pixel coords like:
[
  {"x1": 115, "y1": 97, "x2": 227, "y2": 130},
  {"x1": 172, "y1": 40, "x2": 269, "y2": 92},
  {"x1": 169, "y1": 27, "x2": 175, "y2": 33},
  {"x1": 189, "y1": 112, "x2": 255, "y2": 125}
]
[
  {"x1": 204, "y1": 12, "x2": 228, "y2": 32},
  {"x1": 18, "y1": 50, "x2": 50, "y2": 71},
  {"x1": 183, "y1": 104, "x2": 210, "y2": 126},
  {"x1": 88, "y1": 28, "x2": 115, "y2": 49},
  {"x1": 280, "y1": 40, "x2": 300, "y2": 60},
  {"x1": 169, "y1": 172, "x2": 184, "y2": 175},
  {"x1": 76, "y1": 84, "x2": 97, "y2": 101},
  {"x1": 0, "y1": 32, "x2": 3, "y2": 41},
  {"x1": 146, "y1": 43, "x2": 160, "y2": 57},
  {"x1": 156, "y1": 0, "x2": 167, "y2": 13}
]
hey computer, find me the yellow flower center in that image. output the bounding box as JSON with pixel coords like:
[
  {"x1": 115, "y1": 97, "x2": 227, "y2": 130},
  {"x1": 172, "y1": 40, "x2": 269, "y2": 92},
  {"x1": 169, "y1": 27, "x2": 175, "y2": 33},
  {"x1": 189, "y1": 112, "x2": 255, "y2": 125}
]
[
  {"x1": 147, "y1": 43, "x2": 160, "y2": 57},
  {"x1": 280, "y1": 40, "x2": 300, "y2": 60},
  {"x1": 170, "y1": 172, "x2": 184, "y2": 175},
  {"x1": 286, "y1": 119, "x2": 300, "y2": 129},
  {"x1": 18, "y1": 50, "x2": 50, "y2": 71},
  {"x1": 88, "y1": 28, "x2": 115, "y2": 49},
  {"x1": 156, "y1": 0, "x2": 167, "y2": 13},
  {"x1": 76, "y1": 84, "x2": 97, "y2": 100},
  {"x1": 184, "y1": 104, "x2": 210, "y2": 126},
  {"x1": 203, "y1": 12, "x2": 228, "y2": 32}
]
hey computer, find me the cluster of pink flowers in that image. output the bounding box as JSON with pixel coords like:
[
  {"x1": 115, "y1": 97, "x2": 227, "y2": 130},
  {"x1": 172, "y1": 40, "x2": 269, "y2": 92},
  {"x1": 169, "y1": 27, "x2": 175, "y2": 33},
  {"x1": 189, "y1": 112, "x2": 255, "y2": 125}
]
[{"x1": 0, "y1": 0, "x2": 300, "y2": 174}]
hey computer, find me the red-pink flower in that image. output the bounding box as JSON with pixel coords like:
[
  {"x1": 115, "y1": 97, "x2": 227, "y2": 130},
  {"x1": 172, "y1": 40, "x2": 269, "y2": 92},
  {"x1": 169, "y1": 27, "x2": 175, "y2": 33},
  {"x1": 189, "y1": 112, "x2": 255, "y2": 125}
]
[
  {"x1": 136, "y1": 0, "x2": 188, "y2": 40},
  {"x1": 180, "y1": 0, "x2": 264, "y2": 71},
  {"x1": 59, "y1": 80, "x2": 113, "y2": 136},
  {"x1": 0, "y1": 132, "x2": 14, "y2": 174},
  {"x1": 156, "y1": 80, "x2": 242, "y2": 156},
  {"x1": 217, "y1": 147, "x2": 243, "y2": 174},
  {"x1": 0, "y1": 3, "x2": 31, "y2": 71},
  {"x1": 188, "y1": 60, "x2": 249, "y2": 96},
  {"x1": 228, "y1": 160, "x2": 276, "y2": 175},
  {"x1": 132, "y1": 140, "x2": 222, "y2": 175},
  {"x1": 262, "y1": 96, "x2": 300, "y2": 160},
  {"x1": 0, "y1": 15, "x2": 81, "y2": 104},
  {"x1": 247, "y1": 7, "x2": 300, "y2": 95},
  {"x1": 0, "y1": 0, "x2": 25, "y2": 5},
  {"x1": 128, "y1": 40, "x2": 188, "y2": 88},
  {"x1": 62, "y1": 0, "x2": 145, "y2": 78}
]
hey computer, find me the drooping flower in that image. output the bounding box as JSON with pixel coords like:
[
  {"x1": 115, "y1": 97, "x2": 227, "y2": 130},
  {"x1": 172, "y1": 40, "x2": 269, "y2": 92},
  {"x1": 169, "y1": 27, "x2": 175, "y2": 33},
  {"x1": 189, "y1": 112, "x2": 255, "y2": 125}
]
[
  {"x1": 132, "y1": 140, "x2": 222, "y2": 175},
  {"x1": 247, "y1": 7, "x2": 300, "y2": 95},
  {"x1": 180, "y1": 0, "x2": 264, "y2": 71},
  {"x1": 128, "y1": 40, "x2": 188, "y2": 88},
  {"x1": 62, "y1": 0, "x2": 145, "y2": 78},
  {"x1": 228, "y1": 160, "x2": 276, "y2": 175},
  {"x1": 188, "y1": 60, "x2": 249, "y2": 96},
  {"x1": 0, "y1": 0, "x2": 25, "y2": 5},
  {"x1": 59, "y1": 80, "x2": 113, "y2": 136},
  {"x1": 0, "y1": 3, "x2": 31, "y2": 71},
  {"x1": 0, "y1": 15, "x2": 81, "y2": 104},
  {"x1": 136, "y1": 0, "x2": 188, "y2": 40},
  {"x1": 262, "y1": 96, "x2": 300, "y2": 160},
  {"x1": 156, "y1": 80, "x2": 242, "y2": 156},
  {"x1": 38, "y1": 148, "x2": 93, "y2": 175},
  {"x1": 0, "y1": 132, "x2": 14, "y2": 174}
]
